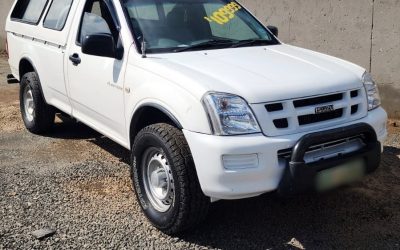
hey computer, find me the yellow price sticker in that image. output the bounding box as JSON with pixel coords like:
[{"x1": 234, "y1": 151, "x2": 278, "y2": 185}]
[{"x1": 204, "y1": 2, "x2": 242, "y2": 25}]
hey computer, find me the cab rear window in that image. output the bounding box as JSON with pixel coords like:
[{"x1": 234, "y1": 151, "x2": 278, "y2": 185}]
[
  {"x1": 11, "y1": 0, "x2": 49, "y2": 24},
  {"x1": 43, "y1": 0, "x2": 74, "y2": 31}
]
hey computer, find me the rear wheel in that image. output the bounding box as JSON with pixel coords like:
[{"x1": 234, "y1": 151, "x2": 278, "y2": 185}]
[
  {"x1": 20, "y1": 72, "x2": 55, "y2": 134},
  {"x1": 131, "y1": 123, "x2": 209, "y2": 235}
]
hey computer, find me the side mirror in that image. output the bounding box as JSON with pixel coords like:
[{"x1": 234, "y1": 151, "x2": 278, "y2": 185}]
[
  {"x1": 267, "y1": 26, "x2": 278, "y2": 37},
  {"x1": 82, "y1": 33, "x2": 116, "y2": 58}
]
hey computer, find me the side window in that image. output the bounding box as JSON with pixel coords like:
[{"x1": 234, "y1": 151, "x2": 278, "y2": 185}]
[
  {"x1": 77, "y1": 0, "x2": 119, "y2": 45},
  {"x1": 79, "y1": 13, "x2": 111, "y2": 44},
  {"x1": 204, "y1": 3, "x2": 258, "y2": 40},
  {"x1": 11, "y1": 0, "x2": 49, "y2": 24},
  {"x1": 43, "y1": 0, "x2": 74, "y2": 31},
  {"x1": 90, "y1": 1, "x2": 102, "y2": 16}
]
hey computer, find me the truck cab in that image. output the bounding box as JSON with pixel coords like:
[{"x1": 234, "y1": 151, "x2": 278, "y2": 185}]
[{"x1": 6, "y1": 0, "x2": 387, "y2": 234}]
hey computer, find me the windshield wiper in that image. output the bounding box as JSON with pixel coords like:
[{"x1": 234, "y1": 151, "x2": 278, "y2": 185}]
[
  {"x1": 231, "y1": 39, "x2": 274, "y2": 48},
  {"x1": 174, "y1": 39, "x2": 235, "y2": 52}
]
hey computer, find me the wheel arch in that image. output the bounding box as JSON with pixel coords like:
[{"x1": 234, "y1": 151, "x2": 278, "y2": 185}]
[
  {"x1": 19, "y1": 57, "x2": 36, "y2": 80},
  {"x1": 129, "y1": 103, "x2": 183, "y2": 146},
  {"x1": 18, "y1": 57, "x2": 48, "y2": 103}
]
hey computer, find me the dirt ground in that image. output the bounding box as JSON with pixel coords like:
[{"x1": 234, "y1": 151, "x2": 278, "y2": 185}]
[{"x1": 0, "y1": 55, "x2": 399, "y2": 249}]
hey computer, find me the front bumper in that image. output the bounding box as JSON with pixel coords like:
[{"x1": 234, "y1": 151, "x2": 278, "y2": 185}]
[
  {"x1": 278, "y1": 123, "x2": 381, "y2": 196},
  {"x1": 183, "y1": 107, "x2": 387, "y2": 200}
]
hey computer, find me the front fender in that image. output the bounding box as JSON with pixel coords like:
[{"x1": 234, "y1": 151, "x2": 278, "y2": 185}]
[{"x1": 124, "y1": 62, "x2": 212, "y2": 138}]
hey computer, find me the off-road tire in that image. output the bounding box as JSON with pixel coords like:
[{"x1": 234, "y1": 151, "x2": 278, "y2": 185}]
[
  {"x1": 20, "y1": 72, "x2": 55, "y2": 134},
  {"x1": 131, "y1": 123, "x2": 209, "y2": 235}
]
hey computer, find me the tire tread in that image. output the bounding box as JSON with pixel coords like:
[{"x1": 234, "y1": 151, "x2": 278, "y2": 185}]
[
  {"x1": 20, "y1": 72, "x2": 55, "y2": 134},
  {"x1": 133, "y1": 123, "x2": 209, "y2": 234}
]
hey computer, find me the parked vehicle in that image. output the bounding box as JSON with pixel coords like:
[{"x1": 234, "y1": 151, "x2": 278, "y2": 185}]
[{"x1": 6, "y1": 0, "x2": 387, "y2": 234}]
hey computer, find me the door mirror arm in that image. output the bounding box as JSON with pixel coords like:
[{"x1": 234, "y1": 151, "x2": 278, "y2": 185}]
[
  {"x1": 115, "y1": 39, "x2": 124, "y2": 60},
  {"x1": 267, "y1": 25, "x2": 279, "y2": 37}
]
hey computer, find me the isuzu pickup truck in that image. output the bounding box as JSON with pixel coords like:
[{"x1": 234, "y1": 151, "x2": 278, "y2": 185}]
[{"x1": 6, "y1": 0, "x2": 387, "y2": 234}]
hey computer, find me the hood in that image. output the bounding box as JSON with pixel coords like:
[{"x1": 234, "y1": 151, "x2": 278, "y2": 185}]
[{"x1": 140, "y1": 44, "x2": 366, "y2": 103}]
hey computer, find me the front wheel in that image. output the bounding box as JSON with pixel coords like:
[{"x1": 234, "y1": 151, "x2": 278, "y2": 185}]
[
  {"x1": 131, "y1": 123, "x2": 209, "y2": 235},
  {"x1": 20, "y1": 72, "x2": 55, "y2": 134}
]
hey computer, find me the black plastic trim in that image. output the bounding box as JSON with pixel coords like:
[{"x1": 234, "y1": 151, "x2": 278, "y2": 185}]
[
  {"x1": 104, "y1": 0, "x2": 121, "y2": 31},
  {"x1": 293, "y1": 93, "x2": 343, "y2": 108},
  {"x1": 142, "y1": 103, "x2": 183, "y2": 129},
  {"x1": 351, "y1": 105, "x2": 359, "y2": 115},
  {"x1": 273, "y1": 118, "x2": 289, "y2": 129},
  {"x1": 266, "y1": 103, "x2": 283, "y2": 112},
  {"x1": 351, "y1": 90, "x2": 359, "y2": 98},
  {"x1": 278, "y1": 123, "x2": 381, "y2": 196},
  {"x1": 130, "y1": 103, "x2": 183, "y2": 140},
  {"x1": 298, "y1": 108, "x2": 343, "y2": 125}
]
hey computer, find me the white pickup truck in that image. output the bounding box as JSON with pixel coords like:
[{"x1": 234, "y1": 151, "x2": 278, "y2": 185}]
[{"x1": 6, "y1": 0, "x2": 387, "y2": 234}]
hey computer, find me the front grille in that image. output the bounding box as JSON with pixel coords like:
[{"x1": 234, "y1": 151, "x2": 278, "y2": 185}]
[
  {"x1": 266, "y1": 103, "x2": 283, "y2": 112},
  {"x1": 258, "y1": 88, "x2": 367, "y2": 136},
  {"x1": 298, "y1": 108, "x2": 343, "y2": 125},
  {"x1": 273, "y1": 118, "x2": 289, "y2": 128},
  {"x1": 351, "y1": 105, "x2": 359, "y2": 115},
  {"x1": 351, "y1": 90, "x2": 359, "y2": 98},
  {"x1": 293, "y1": 93, "x2": 343, "y2": 108}
]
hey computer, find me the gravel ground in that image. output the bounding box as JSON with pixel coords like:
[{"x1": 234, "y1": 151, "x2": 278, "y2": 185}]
[{"x1": 0, "y1": 55, "x2": 400, "y2": 249}]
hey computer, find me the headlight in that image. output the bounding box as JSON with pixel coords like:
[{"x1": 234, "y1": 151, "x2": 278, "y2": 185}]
[
  {"x1": 202, "y1": 92, "x2": 261, "y2": 135},
  {"x1": 362, "y1": 72, "x2": 381, "y2": 111}
]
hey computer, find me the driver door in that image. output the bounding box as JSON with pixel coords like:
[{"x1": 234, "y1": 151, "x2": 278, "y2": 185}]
[{"x1": 66, "y1": 0, "x2": 128, "y2": 145}]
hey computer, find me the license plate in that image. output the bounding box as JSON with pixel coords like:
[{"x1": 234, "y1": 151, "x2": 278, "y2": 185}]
[{"x1": 315, "y1": 158, "x2": 366, "y2": 192}]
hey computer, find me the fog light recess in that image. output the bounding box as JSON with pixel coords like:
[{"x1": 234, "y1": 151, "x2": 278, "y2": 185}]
[{"x1": 222, "y1": 154, "x2": 259, "y2": 170}]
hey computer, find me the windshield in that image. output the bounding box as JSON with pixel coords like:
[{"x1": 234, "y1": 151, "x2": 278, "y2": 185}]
[{"x1": 122, "y1": 0, "x2": 280, "y2": 53}]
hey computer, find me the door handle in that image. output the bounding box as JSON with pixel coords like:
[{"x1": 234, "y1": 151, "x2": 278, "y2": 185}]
[{"x1": 69, "y1": 53, "x2": 81, "y2": 65}]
